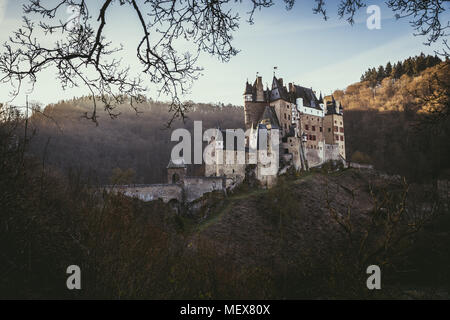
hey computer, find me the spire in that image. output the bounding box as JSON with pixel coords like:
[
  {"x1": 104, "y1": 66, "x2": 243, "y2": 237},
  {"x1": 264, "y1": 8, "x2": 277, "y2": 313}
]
[{"x1": 244, "y1": 80, "x2": 253, "y2": 95}]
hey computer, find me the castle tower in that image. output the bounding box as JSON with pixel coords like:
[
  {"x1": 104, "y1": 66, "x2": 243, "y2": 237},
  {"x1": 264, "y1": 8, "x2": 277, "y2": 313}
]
[
  {"x1": 255, "y1": 76, "x2": 264, "y2": 102},
  {"x1": 243, "y1": 76, "x2": 267, "y2": 130},
  {"x1": 167, "y1": 159, "x2": 187, "y2": 184},
  {"x1": 323, "y1": 95, "x2": 346, "y2": 160}
]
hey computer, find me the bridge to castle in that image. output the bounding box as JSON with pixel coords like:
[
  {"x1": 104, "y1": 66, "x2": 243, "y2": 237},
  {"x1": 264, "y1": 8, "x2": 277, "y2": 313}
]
[{"x1": 107, "y1": 176, "x2": 231, "y2": 203}]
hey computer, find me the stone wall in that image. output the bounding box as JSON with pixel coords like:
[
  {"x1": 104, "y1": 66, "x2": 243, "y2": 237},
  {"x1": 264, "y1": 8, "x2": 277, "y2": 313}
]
[
  {"x1": 244, "y1": 101, "x2": 266, "y2": 130},
  {"x1": 323, "y1": 144, "x2": 342, "y2": 164},
  {"x1": 183, "y1": 176, "x2": 226, "y2": 202},
  {"x1": 347, "y1": 162, "x2": 374, "y2": 170},
  {"x1": 113, "y1": 184, "x2": 183, "y2": 203}
]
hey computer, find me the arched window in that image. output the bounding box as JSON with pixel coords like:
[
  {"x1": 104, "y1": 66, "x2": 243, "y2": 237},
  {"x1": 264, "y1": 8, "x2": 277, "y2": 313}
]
[{"x1": 172, "y1": 173, "x2": 180, "y2": 184}]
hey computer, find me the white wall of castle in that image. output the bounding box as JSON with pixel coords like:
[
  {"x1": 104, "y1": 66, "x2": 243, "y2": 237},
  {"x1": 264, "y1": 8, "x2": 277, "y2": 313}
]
[{"x1": 296, "y1": 98, "x2": 325, "y2": 117}]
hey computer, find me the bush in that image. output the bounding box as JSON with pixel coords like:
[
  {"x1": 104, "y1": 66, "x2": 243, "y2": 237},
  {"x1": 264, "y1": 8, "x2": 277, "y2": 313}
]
[{"x1": 351, "y1": 151, "x2": 372, "y2": 164}]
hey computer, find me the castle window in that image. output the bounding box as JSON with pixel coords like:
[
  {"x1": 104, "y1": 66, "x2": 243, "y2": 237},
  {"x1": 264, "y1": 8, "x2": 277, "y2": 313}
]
[
  {"x1": 328, "y1": 128, "x2": 331, "y2": 132},
  {"x1": 288, "y1": 115, "x2": 291, "y2": 120},
  {"x1": 312, "y1": 126, "x2": 315, "y2": 131},
  {"x1": 305, "y1": 125, "x2": 309, "y2": 130},
  {"x1": 320, "y1": 127, "x2": 323, "y2": 132},
  {"x1": 334, "y1": 126, "x2": 338, "y2": 132},
  {"x1": 340, "y1": 127, "x2": 344, "y2": 133},
  {"x1": 340, "y1": 136, "x2": 344, "y2": 141},
  {"x1": 172, "y1": 173, "x2": 180, "y2": 184}
]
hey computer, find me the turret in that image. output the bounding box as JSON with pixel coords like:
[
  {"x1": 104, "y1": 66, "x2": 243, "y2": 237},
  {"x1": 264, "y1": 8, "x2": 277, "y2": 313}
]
[
  {"x1": 255, "y1": 76, "x2": 264, "y2": 102},
  {"x1": 167, "y1": 159, "x2": 187, "y2": 184},
  {"x1": 244, "y1": 80, "x2": 253, "y2": 102}
]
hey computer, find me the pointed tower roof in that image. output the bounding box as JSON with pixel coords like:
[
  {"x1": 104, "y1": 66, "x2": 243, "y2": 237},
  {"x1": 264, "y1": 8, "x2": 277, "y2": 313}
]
[{"x1": 244, "y1": 81, "x2": 253, "y2": 95}]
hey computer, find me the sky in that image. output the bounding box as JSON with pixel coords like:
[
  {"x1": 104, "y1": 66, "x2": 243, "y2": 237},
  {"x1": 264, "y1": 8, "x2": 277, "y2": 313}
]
[{"x1": 0, "y1": 0, "x2": 449, "y2": 107}]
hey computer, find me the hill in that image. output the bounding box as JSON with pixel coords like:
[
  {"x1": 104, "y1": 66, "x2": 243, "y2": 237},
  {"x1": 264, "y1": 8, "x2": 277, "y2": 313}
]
[
  {"x1": 2, "y1": 134, "x2": 449, "y2": 299},
  {"x1": 12, "y1": 55, "x2": 447, "y2": 186},
  {"x1": 333, "y1": 59, "x2": 450, "y2": 181},
  {"x1": 333, "y1": 58, "x2": 448, "y2": 113},
  {"x1": 27, "y1": 99, "x2": 244, "y2": 184}
]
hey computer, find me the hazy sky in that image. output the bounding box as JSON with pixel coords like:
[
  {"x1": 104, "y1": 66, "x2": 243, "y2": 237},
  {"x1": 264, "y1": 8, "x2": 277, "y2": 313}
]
[{"x1": 0, "y1": 0, "x2": 448, "y2": 107}]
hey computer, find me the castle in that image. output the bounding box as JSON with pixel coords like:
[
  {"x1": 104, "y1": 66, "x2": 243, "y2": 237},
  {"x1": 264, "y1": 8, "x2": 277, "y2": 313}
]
[
  {"x1": 111, "y1": 74, "x2": 347, "y2": 202},
  {"x1": 203, "y1": 75, "x2": 346, "y2": 188}
]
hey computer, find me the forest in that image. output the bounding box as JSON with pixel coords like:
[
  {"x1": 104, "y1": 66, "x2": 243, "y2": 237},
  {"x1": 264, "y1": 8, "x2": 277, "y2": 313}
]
[
  {"x1": 1, "y1": 54, "x2": 449, "y2": 299},
  {"x1": 359, "y1": 53, "x2": 443, "y2": 87},
  {"x1": 13, "y1": 58, "x2": 449, "y2": 185}
]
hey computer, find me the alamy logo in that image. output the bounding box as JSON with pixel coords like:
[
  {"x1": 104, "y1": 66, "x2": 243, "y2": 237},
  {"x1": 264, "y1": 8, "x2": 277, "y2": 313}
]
[
  {"x1": 170, "y1": 121, "x2": 279, "y2": 176},
  {"x1": 366, "y1": 265, "x2": 381, "y2": 290},
  {"x1": 66, "y1": 265, "x2": 81, "y2": 290},
  {"x1": 366, "y1": 5, "x2": 381, "y2": 30}
]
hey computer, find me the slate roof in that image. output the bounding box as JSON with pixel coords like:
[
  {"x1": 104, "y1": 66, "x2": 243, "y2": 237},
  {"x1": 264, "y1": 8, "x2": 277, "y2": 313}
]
[
  {"x1": 270, "y1": 77, "x2": 290, "y2": 102},
  {"x1": 259, "y1": 105, "x2": 280, "y2": 129},
  {"x1": 325, "y1": 95, "x2": 339, "y2": 115},
  {"x1": 243, "y1": 76, "x2": 326, "y2": 113},
  {"x1": 291, "y1": 85, "x2": 322, "y2": 110},
  {"x1": 244, "y1": 81, "x2": 253, "y2": 95}
]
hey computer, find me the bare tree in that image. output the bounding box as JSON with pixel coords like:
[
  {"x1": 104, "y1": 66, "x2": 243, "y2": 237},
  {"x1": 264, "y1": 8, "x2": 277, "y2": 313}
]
[
  {"x1": 325, "y1": 176, "x2": 440, "y2": 272},
  {"x1": 0, "y1": 0, "x2": 448, "y2": 124}
]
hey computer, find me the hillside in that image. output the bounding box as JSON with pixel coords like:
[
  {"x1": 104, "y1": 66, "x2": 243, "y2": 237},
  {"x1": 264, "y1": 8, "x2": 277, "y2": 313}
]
[
  {"x1": 2, "y1": 140, "x2": 449, "y2": 299},
  {"x1": 333, "y1": 58, "x2": 449, "y2": 113},
  {"x1": 334, "y1": 59, "x2": 450, "y2": 181},
  {"x1": 27, "y1": 99, "x2": 244, "y2": 184},
  {"x1": 183, "y1": 169, "x2": 450, "y2": 299}
]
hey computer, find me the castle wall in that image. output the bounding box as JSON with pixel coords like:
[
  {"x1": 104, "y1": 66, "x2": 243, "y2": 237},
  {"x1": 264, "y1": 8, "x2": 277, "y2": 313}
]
[
  {"x1": 244, "y1": 101, "x2": 267, "y2": 130},
  {"x1": 270, "y1": 99, "x2": 293, "y2": 136},
  {"x1": 305, "y1": 141, "x2": 325, "y2": 167},
  {"x1": 300, "y1": 113, "x2": 324, "y2": 151},
  {"x1": 112, "y1": 184, "x2": 183, "y2": 203},
  {"x1": 285, "y1": 137, "x2": 302, "y2": 169},
  {"x1": 324, "y1": 114, "x2": 345, "y2": 159},
  {"x1": 204, "y1": 163, "x2": 216, "y2": 177},
  {"x1": 323, "y1": 115, "x2": 334, "y2": 145},
  {"x1": 183, "y1": 177, "x2": 226, "y2": 202},
  {"x1": 323, "y1": 144, "x2": 342, "y2": 163},
  {"x1": 167, "y1": 167, "x2": 186, "y2": 184}
]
